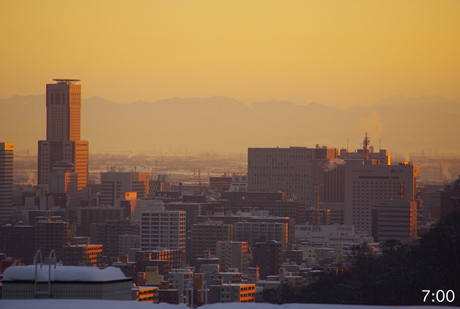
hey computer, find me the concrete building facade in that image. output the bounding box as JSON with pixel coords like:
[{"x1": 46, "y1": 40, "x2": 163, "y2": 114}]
[
  {"x1": 100, "y1": 172, "x2": 149, "y2": 206},
  {"x1": 35, "y1": 217, "x2": 70, "y2": 261},
  {"x1": 140, "y1": 210, "x2": 186, "y2": 253},
  {"x1": 248, "y1": 146, "x2": 337, "y2": 203},
  {"x1": 372, "y1": 200, "x2": 417, "y2": 244},
  {"x1": 252, "y1": 240, "x2": 283, "y2": 280},
  {"x1": 234, "y1": 221, "x2": 288, "y2": 248},
  {"x1": 190, "y1": 222, "x2": 234, "y2": 264},
  {"x1": 62, "y1": 244, "x2": 103, "y2": 266},
  {"x1": 38, "y1": 79, "x2": 89, "y2": 192},
  {"x1": 344, "y1": 161, "x2": 419, "y2": 234},
  {"x1": 0, "y1": 143, "x2": 14, "y2": 225},
  {"x1": 216, "y1": 241, "x2": 249, "y2": 273}
]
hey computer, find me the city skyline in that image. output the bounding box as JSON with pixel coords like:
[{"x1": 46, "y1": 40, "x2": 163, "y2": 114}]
[{"x1": 1, "y1": 1, "x2": 459, "y2": 109}]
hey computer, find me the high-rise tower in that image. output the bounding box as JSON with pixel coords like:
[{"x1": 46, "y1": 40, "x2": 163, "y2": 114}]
[
  {"x1": 0, "y1": 143, "x2": 14, "y2": 225},
  {"x1": 38, "y1": 79, "x2": 89, "y2": 193},
  {"x1": 46, "y1": 79, "x2": 81, "y2": 141}
]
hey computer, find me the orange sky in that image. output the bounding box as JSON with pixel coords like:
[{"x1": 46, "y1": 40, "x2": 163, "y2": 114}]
[{"x1": 1, "y1": 0, "x2": 459, "y2": 108}]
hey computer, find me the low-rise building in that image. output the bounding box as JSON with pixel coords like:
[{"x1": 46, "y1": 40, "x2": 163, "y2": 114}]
[
  {"x1": 132, "y1": 286, "x2": 159, "y2": 303},
  {"x1": 62, "y1": 244, "x2": 103, "y2": 266},
  {"x1": 209, "y1": 281, "x2": 256, "y2": 303},
  {"x1": 157, "y1": 281, "x2": 180, "y2": 304},
  {"x1": 2, "y1": 265, "x2": 132, "y2": 299}
]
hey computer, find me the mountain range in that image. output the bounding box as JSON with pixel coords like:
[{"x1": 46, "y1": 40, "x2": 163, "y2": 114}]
[{"x1": 1, "y1": 94, "x2": 459, "y2": 156}]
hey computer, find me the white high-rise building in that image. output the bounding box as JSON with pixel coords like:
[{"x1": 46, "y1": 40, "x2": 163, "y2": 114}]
[
  {"x1": 140, "y1": 210, "x2": 186, "y2": 252},
  {"x1": 0, "y1": 143, "x2": 13, "y2": 225},
  {"x1": 343, "y1": 161, "x2": 419, "y2": 234}
]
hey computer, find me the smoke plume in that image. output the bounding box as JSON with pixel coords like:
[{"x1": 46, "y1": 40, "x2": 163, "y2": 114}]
[
  {"x1": 441, "y1": 163, "x2": 452, "y2": 181},
  {"x1": 322, "y1": 159, "x2": 347, "y2": 172},
  {"x1": 359, "y1": 111, "x2": 382, "y2": 142}
]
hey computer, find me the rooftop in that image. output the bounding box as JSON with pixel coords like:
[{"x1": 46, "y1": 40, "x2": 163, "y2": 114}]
[
  {"x1": 53, "y1": 79, "x2": 80, "y2": 84},
  {"x1": 3, "y1": 265, "x2": 128, "y2": 282}
]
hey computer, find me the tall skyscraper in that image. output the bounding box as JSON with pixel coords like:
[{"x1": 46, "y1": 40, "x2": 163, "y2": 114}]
[
  {"x1": 0, "y1": 143, "x2": 14, "y2": 225},
  {"x1": 46, "y1": 80, "x2": 81, "y2": 141},
  {"x1": 38, "y1": 79, "x2": 89, "y2": 193}
]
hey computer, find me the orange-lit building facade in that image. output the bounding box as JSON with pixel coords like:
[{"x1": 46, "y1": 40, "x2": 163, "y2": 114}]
[
  {"x1": 38, "y1": 79, "x2": 89, "y2": 193},
  {"x1": 63, "y1": 244, "x2": 103, "y2": 266}
]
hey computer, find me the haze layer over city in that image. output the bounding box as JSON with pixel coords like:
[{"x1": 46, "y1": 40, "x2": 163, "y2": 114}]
[{"x1": 1, "y1": 1, "x2": 460, "y2": 307}]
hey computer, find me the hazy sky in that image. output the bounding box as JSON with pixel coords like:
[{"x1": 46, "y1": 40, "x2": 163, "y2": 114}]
[{"x1": 1, "y1": 1, "x2": 459, "y2": 108}]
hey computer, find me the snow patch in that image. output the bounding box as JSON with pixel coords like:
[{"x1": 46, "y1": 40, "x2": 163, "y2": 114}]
[{"x1": 3, "y1": 265, "x2": 128, "y2": 282}]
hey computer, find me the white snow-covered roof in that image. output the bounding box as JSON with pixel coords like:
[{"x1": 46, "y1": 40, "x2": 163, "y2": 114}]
[
  {"x1": 3, "y1": 265, "x2": 129, "y2": 282},
  {"x1": 0, "y1": 300, "x2": 442, "y2": 309}
]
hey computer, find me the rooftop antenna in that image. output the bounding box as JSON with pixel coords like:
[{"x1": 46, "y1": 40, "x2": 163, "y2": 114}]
[
  {"x1": 347, "y1": 138, "x2": 349, "y2": 151},
  {"x1": 363, "y1": 132, "x2": 370, "y2": 160}
]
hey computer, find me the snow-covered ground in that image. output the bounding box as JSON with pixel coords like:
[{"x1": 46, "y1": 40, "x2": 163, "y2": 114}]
[
  {"x1": 0, "y1": 300, "x2": 441, "y2": 309},
  {"x1": 3, "y1": 265, "x2": 126, "y2": 282}
]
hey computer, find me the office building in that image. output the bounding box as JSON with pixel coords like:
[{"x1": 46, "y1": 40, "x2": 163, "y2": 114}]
[
  {"x1": 48, "y1": 161, "x2": 79, "y2": 208},
  {"x1": 0, "y1": 143, "x2": 14, "y2": 225},
  {"x1": 38, "y1": 79, "x2": 89, "y2": 192},
  {"x1": 283, "y1": 247, "x2": 304, "y2": 265},
  {"x1": 90, "y1": 219, "x2": 138, "y2": 258},
  {"x1": 35, "y1": 216, "x2": 70, "y2": 260},
  {"x1": 216, "y1": 241, "x2": 249, "y2": 273},
  {"x1": 135, "y1": 248, "x2": 184, "y2": 271},
  {"x1": 62, "y1": 244, "x2": 103, "y2": 266},
  {"x1": 440, "y1": 177, "x2": 460, "y2": 218},
  {"x1": 0, "y1": 223, "x2": 35, "y2": 264},
  {"x1": 76, "y1": 206, "x2": 124, "y2": 236},
  {"x1": 132, "y1": 285, "x2": 159, "y2": 303},
  {"x1": 210, "y1": 173, "x2": 233, "y2": 193},
  {"x1": 164, "y1": 202, "x2": 202, "y2": 233},
  {"x1": 248, "y1": 146, "x2": 337, "y2": 203},
  {"x1": 252, "y1": 240, "x2": 283, "y2": 279},
  {"x1": 235, "y1": 221, "x2": 288, "y2": 248},
  {"x1": 140, "y1": 210, "x2": 186, "y2": 253},
  {"x1": 190, "y1": 222, "x2": 234, "y2": 264},
  {"x1": 157, "y1": 281, "x2": 180, "y2": 304},
  {"x1": 343, "y1": 161, "x2": 419, "y2": 233},
  {"x1": 118, "y1": 234, "x2": 140, "y2": 257},
  {"x1": 245, "y1": 216, "x2": 296, "y2": 244},
  {"x1": 168, "y1": 268, "x2": 193, "y2": 301},
  {"x1": 372, "y1": 200, "x2": 417, "y2": 244},
  {"x1": 100, "y1": 172, "x2": 149, "y2": 206},
  {"x1": 45, "y1": 79, "x2": 81, "y2": 141},
  {"x1": 208, "y1": 282, "x2": 256, "y2": 303}
]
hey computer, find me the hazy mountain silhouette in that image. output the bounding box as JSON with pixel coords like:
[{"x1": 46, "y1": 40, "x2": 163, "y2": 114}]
[{"x1": 1, "y1": 94, "x2": 459, "y2": 155}]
